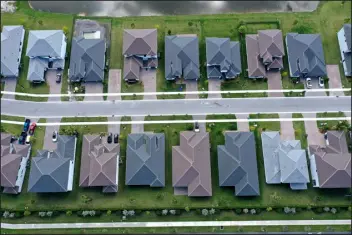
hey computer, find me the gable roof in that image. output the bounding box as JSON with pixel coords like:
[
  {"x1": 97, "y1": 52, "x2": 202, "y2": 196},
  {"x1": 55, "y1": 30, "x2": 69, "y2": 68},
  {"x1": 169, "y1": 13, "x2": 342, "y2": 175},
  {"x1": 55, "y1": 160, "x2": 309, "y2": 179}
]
[
  {"x1": 286, "y1": 33, "x2": 327, "y2": 78},
  {"x1": 172, "y1": 131, "x2": 212, "y2": 196},
  {"x1": 245, "y1": 34, "x2": 266, "y2": 78},
  {"x1": 165, "y1": 35, "x2": 200, "y2": 80},
  {"x1": 1, "y1": 25, "x2": 25, "y2": 77},
  {"x1": 26, "y1": 30, "x2": 65, "y2": 57},
  {"x1": 206, "y1": 38, "x2": 241, "y2": 79},
  {"x1": 310, "y1": 131, "x2": 351, "y2": 188},
  {"x1": 262, "y1": 132, "x2": 309, "y2": 190},
  {"x1": 126, "y1": 133, "x2": 165, "y2": 187},
  {"x1": 123, "y1": 29, "x2": 157, "y2": 56},
  {"x1": 69, "y1": 36, "x2": 106, "y2": 82},
  {"x1": 79, "y1": 135, "x2": 119, "y2": 192},
  {"x1": 27, "y1": 135, "x2": 76, "y2": 193},
  {"x1": 343, "y1": 24, "x2": 351, "y2": 50},
  {"x1": 218, "y1": 132, "x2": 260, "y2": 196}
]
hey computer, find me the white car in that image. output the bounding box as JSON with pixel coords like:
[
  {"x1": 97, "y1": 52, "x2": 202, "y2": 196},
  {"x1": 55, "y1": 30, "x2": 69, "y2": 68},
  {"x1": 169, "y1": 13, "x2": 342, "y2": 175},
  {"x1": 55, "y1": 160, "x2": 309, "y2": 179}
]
[
  {"x1": 318, "y1": 77, "x2": 324, "y2": 88},
  {"x1": 194, "y1": 122, "x2": 200, "y2": 133},
  {"x1": 25, "y1": 135, "x2": 31, "y2": 145},
  {"x1": 306, "y1": 78, "x2": 312, "y2": 89},
  {"x1": 52, "y1": 131, "x2": 58, "y2": 142}
]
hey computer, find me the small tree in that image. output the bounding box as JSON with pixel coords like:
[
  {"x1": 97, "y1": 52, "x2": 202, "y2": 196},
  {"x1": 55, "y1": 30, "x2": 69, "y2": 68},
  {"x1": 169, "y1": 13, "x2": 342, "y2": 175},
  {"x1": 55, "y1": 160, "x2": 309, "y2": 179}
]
[
  {"x1": 284, "y1": 207, "x2": 291, "y2": 214},
  {"x1": 167, "y1": 29, "x2": 172, "y2": 35},
  {"x1": 330, "y1": 208, "x2": 337, "y2": 214},
  {"x1": 169, "y1": 210, "x2": 176, "y2": 215},
  {"x1": 238, "y1": 25, "x2": 247, "y2": 34},
  {"x1": 66, "y1": 211, "x2": 72, "y2": 216},
  {"x1": 266, "y1": 207, "x2": 272, "y2": 212},
  {"x1": 243, "y1": 208, "x2": 249, "y2": 214},
  {"x1": 62, "y1": 26, "x2": 69, "y2": 35},
  {"x1": 46, "y1": 211, "x2": 53, "y2": 217},
  {"x1": 185, "y1": 206, "x2": 190, "y2": 212},
  {"x1": 281, "y1": 71, "x2": 288, "y2": 77},
  {"x1": 188, "y1": 21, "x2": 193, "y2": 27},
  {"x1": 128, "y1": 210, "x2": 135, "y2": 216},
  {"x1": 209, "y1": 208, "x2": 215, "y2": 215},
  {"x1": 82, "y1": 211, "x2": 89, "y2": 217},
  {"x1": 9, "y1": 213, "x2": 15, "y2": 218},
  {"x1": 89, "y1": 210, "x2": 96, "y2": 217},
  {"x1": 250, "y1": 209, "x2": 256, "y2": 214},
  {"x1": 24, "y1": 211, "x2": 31, "y2": 217},
  {"x1": 235, "y1": 208, "x2": 242, "y2": 214},
  {"x1": 201, "y1": 209, "x2": 209, "y2": 216},
  {"x1": 106, "y1": 210, "x2": 112, "y2": 216},
  {"x1": 323, "y1": 207, "x2": 330, "y2": 212},
  {"x1": 122, "y1": 210, "x2": 128, "y2": 216},
  {"x1": 3, "y1": 211, "x2": 10, "y2": 218},
  {"x1": 162, "y1": 209, "x2": 168, "y2": 216}
]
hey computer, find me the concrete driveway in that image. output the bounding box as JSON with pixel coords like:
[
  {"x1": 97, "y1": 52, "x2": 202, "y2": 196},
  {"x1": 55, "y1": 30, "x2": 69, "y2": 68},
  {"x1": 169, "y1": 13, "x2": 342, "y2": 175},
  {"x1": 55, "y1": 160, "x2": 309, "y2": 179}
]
[
  {"x1": 84, "y1": 82, "x2": 103, "y2": 101},
  {"x1": 185, "y1": 80, "x2": 206, "y2": 132},
  {"x1": 2, "y1": 78, "x2": 17, "y2": 99},
  {"x1": 140, "y1": 69, "x2": 156, "y2": 100},
  {"x1": 304, "y1": 77, "x2": 326, "y2": 97},
  {"x1": 267, "y1": 71, "x2": 283, "y2": 97},
  {"x1": 235, "y1": 113, "x2": 249, "y2": 132},
  {"x1": 131, "y1": 116, "x2": 144, "y2": 133},
  {"x1": 208, "y1": 78, "x2": 222, "y2": 99},
  {"x1": 43, "y1": 118, "x2": 61, "y2": 151},
  {"x1": 327, "y1": 65, "x2": 344, "y2": 96},
  {"x1": 45, "y1": 70, "x2": 62, "y2": 102},
  {"x1": 107, "y1": 69, "x2": 122, "y2": 133},
  {"x1": 303, "y1": 112, "x2": 325, "y2": 147},
  {"x1": 279, "y1": 113, "x2": 295, "y2": 140}
]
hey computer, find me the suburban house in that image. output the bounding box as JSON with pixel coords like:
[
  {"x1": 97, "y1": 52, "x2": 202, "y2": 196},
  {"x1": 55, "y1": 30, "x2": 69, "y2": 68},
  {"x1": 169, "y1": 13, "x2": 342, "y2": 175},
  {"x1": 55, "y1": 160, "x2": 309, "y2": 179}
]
[
  {"x1": 1, "y1": 133, "x2": 30, "y2": 194},
  {"x1": 172, "y1": 131, "x2": 212, "y2": 197},
  {"x1": 337, "y1": 24, "x2": 351, "y2": 77},
  {"x1": 26, "y1": 30, "x2": 67, "y2": 83},
  {"x1": 27, "y1": 135, "x2": 76, "y2": 193},
  {"x1": 262, "y1": 132, "x2": 310, "y2": 190},
  {"x1": 1, "y1": 25, "x2": 25, "y2": 78},
  {"x1": 206, "y1": 37, "x2": 241, "y2": 79},
  {"x1": 286, "y1": 33, "x2": 327, "y2": 79},
  {"x1": 122, "y1": 29, "x2": 158, "y2": 82},
  {"x1": 68, "y1": 36, "x2": 106, "y2": 82},
  {"x1": 79, "y1": 135, "x2": 119, "y2": 193},
  {"x1": 309, "y1": 131, "x2": 351, "y2": 188},
  {"x1": 126, "y1": 133, "x2": 165, "y2": 187},
  {"x1": 245, "y1": 30, "x2": 285, "y2": 78},
  {"x1": 165, "y1": 35, "x2": 200, "y2": 81},
  {"x1": 218, "y1": 132, "x2": 260, "y2": 196}
]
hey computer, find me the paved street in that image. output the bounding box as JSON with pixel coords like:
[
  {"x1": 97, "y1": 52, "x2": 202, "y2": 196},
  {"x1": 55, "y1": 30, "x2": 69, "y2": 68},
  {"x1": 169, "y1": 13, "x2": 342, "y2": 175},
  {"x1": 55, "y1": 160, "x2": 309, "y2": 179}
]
[
  {"x1": 1, "y1": 219, "x2": 350, "y2": 230},
  {"x1": 186, "y1": 80, "x2": 206, "y2": 132},
  {"x1": 2, "y1": 96, "x2": 350, "y2": 118}
]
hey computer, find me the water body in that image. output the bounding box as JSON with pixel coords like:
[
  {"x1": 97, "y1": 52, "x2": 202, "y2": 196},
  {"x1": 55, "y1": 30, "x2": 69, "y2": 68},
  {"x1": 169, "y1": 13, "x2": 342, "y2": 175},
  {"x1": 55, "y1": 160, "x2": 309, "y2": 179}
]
[{"x1": 29, "y1": 1, "x2": 320, "y2": 17}]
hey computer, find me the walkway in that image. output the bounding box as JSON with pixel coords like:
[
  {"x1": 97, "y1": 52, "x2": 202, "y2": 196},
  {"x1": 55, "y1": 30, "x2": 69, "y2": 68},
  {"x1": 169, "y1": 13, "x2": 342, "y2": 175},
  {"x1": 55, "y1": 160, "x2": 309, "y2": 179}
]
[{"x1": 2, "y1": 220, "x2": 350, "y2": 230}]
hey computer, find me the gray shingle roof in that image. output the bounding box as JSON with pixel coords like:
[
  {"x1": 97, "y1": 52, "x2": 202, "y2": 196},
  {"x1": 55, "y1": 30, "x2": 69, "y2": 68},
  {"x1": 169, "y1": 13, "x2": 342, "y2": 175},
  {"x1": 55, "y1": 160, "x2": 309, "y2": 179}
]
[
  {"x1": 28, "y1": 135, "x2": 76, "y2": 193},
  {"x1": 338, "y1": 24, "x2": 351, "y2": 77},
  {"x1": 218, "y1": 132, "x2": 260, "y2": 196},
  {"x1": 309, "y1": 131, "x2": 351, "y2": 188},
  {"x1": 27, "y1": 57, "x2": 48, "y2": 82},
  {"x1": 262, "y1": 132, "x2": 309, "y2": 190},
  {"x1": 286, "y1": 33, "x2": 327, "y2": 78},
  {"x1": 26, "y1": 30, "x2": 66, "y2": 58},
  {"x1": 126, "y1": 133, "x2": 165, "y2": 187},
  {"x1": 69, "y1": 37, "x2": 106, "y2": 82},
  {"x1": 206, "y1": 38, "x2": 241, "y2": 79},
  {"x1": 79, "y1": 135, "x2": 119, "y2": 192},
  {"x1": 172, "y1": 131, "x2": 212, "y2": 197},
  {"x1": 165, "y1": 35, "x2": 200, "y2": 80},
  {"x1": 123, "y1": 29, "x2": 157, "y2": 56},
  {"x1": 1, "y1": 25, "x2": 25, "y2": 77}
]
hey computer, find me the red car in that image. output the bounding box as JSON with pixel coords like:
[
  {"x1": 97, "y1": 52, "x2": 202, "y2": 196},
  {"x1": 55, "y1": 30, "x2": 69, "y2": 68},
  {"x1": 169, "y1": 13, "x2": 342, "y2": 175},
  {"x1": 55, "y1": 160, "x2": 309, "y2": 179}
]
[{"x1": 28, "y1": 123, "x2": 37, "y2": 136}]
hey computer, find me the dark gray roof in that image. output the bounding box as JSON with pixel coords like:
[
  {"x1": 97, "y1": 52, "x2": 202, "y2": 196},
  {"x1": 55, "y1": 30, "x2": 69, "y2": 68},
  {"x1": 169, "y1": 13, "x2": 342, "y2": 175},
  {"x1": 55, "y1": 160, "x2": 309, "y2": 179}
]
[
  {"x1": 28, "y1": 135, "x2": 76, "y2": 193},
  {"x1": 1, "y1": 25, "x2": 25, "y2": 77},
  {"x1": 165, "y1": 35, "x2": 200, "y2": 80},
  {"x1": 343, "y1": 24, "x2": 351, "y2": 50},
  {"x1": 206, "y1": 38, "x2": 241, "y2": 79},
  {"x1": 26, "y1": 30, "x2": 66, "y2": 58},
  {"x1": 69, "y1": 37, "x2": 106, "y2": 82},
  {"x1": 218, "y1": 132, "x2": 260, "y2": 196},
  {"x1": 286, "y1": 33, "x2": 327, "y2": 78},
  {"x1": 261, "y1": 132, "x2": 309, "y2": 190},
  {"x1": 310, "y1": 131, "x2": 351, "y2": 188},
  {"x1": 126, "y1": 133, "x2": 165, "y2": 187},
  {"x1": 338, "y1": 24, "x2": 351, "y2": 77}
]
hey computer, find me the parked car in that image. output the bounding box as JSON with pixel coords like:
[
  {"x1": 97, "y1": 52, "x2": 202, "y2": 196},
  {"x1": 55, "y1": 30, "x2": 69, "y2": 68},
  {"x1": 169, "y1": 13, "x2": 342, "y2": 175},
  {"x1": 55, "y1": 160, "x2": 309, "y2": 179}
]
[
  {"x1": 56, "y1": 73, "x2": 62, "y2": 83},
  {"x1": 306, "y1": 78, "x2": 312, "y2": 89},
  {"x1": 194, "y1": 122, "x2": 200, "y2": 133},
  {"x1": 28, "y1": 122, "x2": 37, "y2": 135},
  {"x1": 318, "y1": 77, "x2": 324, "y2": 88},
  {"x1": 25, "y1": 135, "x2": 31, "y2": 145},
  {"x1": 18, "y1": 132, "x2": 27, "y2": 145},
  {"x1": 52, "y1": 131, "x2": 58, "y2": 142},
  {"x1": 23, "y1": 119, "x2": 31, "y2": 132},
  {"x1": 107, "y1": 132, "x2": 112, "y2": 144},
  {"x1": 114, "y1": 134, "x2": 119, "y2": 144}
]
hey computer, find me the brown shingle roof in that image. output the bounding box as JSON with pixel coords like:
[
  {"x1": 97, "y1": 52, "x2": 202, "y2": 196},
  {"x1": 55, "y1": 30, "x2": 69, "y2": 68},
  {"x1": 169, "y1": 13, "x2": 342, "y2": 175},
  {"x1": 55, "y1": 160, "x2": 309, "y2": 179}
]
[
  {"x1": 172, "y1": 131, "x2": 212, "y2": 197},
  {"x1": 245, "y1": 34, "x2": 266, "y2": 78},
  {"x1": 123, "y1": 29, "x2": 157, "y2": 56}
]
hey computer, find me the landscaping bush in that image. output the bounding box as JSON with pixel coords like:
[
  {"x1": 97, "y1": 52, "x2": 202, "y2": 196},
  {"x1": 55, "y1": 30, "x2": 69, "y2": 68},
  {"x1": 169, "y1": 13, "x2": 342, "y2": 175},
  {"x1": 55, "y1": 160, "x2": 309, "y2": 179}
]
[
  {"x1": 23, "y1": 211, "x2": 31, "y2": 216},
  {"x1": 195, "y1": 209, "x2": 202, "y2": 215},
  {"x1": 314, "y1": 207, "x2": 323, "y2": 214},
  {"x1": 14, "y1": 211, "x2": 23, "y2": 218},
  {"x1": 162, "y1": 209, "x2": 168, "y2": 215},
  {"x1": 266, "y1": 207, "x2": 272, "y2": 212},
  {"x1": 155, "y1": 210, "x2": 162, "y2": 216},
  {"x1": 235, "y1": 208, "x2": 242, "y2": 214},
  {"x1": 106, "y1": 210, "x2": 112, "y2": 216},
  {"x1": 66, "y1": 211, "x2": 72, "y2": 216},
  {"x1": 256, "y1": 208, "x2": 262, "y2": 214},
  {"x1": 184, "y1": 206, "x2": 190, "y2": 213},
  {"x1": 243, "y1": 208, "x2": 249, "y2": 214},
  {"x1": 330, "y1": 208, "x2": 337, "y2": 214},
  {"x1": 201, "y1": 209, "x2": 209, "y2": 216}
]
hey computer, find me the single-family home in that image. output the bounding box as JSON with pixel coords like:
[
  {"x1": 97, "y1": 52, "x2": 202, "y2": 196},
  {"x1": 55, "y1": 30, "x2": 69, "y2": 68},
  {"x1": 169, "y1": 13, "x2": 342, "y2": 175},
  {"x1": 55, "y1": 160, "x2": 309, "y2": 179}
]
[
  {"x1": 218, "y1": 132, "x2": 260, "y2": 196},
  {"x1": 286, "y1": 33, "x2": 327, "y2": 79},
  {"x1": 206, "y1": 37, "x2": 241, "y2": 79},
  {"x1": 126, "y1": 133, "x2": 165, "y2": 187},
  {"x1": 337, "y1": 24, "x2": 351, "y2": 77},
  {"x1": 27, "y1": 135, "x2": 76, "y2": 193},
  {"x1": 262, "y1": 132, "x2": 310, "y2": 190},
  {"x1": 1, "y1": 25, "x2": 25, "y2": 78},
  {"x1": 69, "y1": 36, "x2": 106, "y2": 82},
  {"x1": 245, "y1": 30, "x2": 285, "y2": 78},
  {"x1": 1, "y1": 133, "x2": 30, "y2": 194},
  {"x1": 172, "y1": 131, "x2": 212, "y2": 197},
  {"x1": 309, "y1": 131, "x2": 351, "y2": 188},
  {"x1": 79, "y1": 135, "x2": 119, "y2": 193},
  {"x1": 165, "y1": 34, "x2": 200, "y2": 81},
  {"x1": 122, "y1": 29, "x2": 158, "y2": 82},
  {"x1": 26, "y1": 30, "x2": 67, "y2": 83}
]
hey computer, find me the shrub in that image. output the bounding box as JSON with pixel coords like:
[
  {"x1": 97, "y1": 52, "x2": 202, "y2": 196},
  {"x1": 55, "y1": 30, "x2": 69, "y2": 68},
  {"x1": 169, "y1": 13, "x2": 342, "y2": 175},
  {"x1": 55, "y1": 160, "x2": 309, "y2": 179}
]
[
  {"x1": 46, "y1": 211, "x2": 53, "y2": 217},
  {"x1": 128, "y1": 210, "x2": 135, "y2": 217},
  {"x1": 169, "y1": 210, "x2": 176, "y2": 215},
  {"x1": 156, "y1": 192, "x2": 164, "y2": 200},
  {"x1": 38, "y1": 20, "x2": 43, "y2": 25},
  {"x1": 131, "y1": 23, "x2": 135, "y2": 28},
  {"x1": 293, "y1": 19, "x2": 298, "y2": 25},
  {"x1": 243, "y1": 208, "x2": 249, "y2": 214},
  {"x1": 186, "y1": 124, "x2": 194, "y2": 131},
  {"x1": 185, "y1": 206, "x2": 190, "y2": 212},
  {"x1": 24, "y1": 211, "x2": 31, "y2": 216},
  {"x1": 281, "y1": 71, "x2": 288, "y2": 77},
  {"x1": 9, "y1": 213, "x2": 14, "y2": 218},
  {"x1": 266, "y1": 207, "x2": 272, "y2": 212},
  {"x1": 62, "y1": 26, "x2": 68, "y2": 35},
  {"x1": 256, "y1": 208, "x2": 262, "y2": 214},
  {"x1": 14, "y1": 212, "x2": 23, "y2": 218},
  {"x1": 250, "y1": 209, "x2": 256, "y2": 214},
  {"x1": 202, "y1": 209, "x2": 209, "y2": 216},
  {"x1": 162, "y1": 209, "x2": 168, "y2": 215},
  {"x1": 155, "y1": 210, "x2": 162, "y2": 216},
  {"x1": 167, "y1": 30, "x2": 171, "y2": 35},
  {"x1": 291, "y1": 208, "x2": 296, "y2": 214},
  {"x1": 209, "y1": 208, "x2": 216, "y2": 215},
  {"x1": 284, "y1": 207, "x2": 291, "y2": 214},
  {"x1": 314, "y1": 207, "x2": 323, "y2": 214},
  {"x1": 188, "y1": 21, "x2": 193, "y2": 27},
  {"x1": 282, "y1": 225, "x2": 289, "y2": 232},
  {"x1": 292, "y1": 23, "x2": 314, "y2": 34},
  {"x1": 106, "y1": 210, "x2": 112, "y2": 216},
  {"x1": 238, "y1": 25, "x2": 247, "y2": 34},
  {"x1": 348, "y1": 206, "x2": 352, "y2": 212},
  {"x1": 2, "y1": 211, "x2": 9, "y2": 218},
  {"x1": 195, "y1": 209, "x2": 201, "y2": 215},
  {"x1": 66, "y1": 211, "x2": 72, "y2": 216},
  {"x1": 174, "y1": 209, "x2": 181, "y2": 215},
  {"x1": 330, "y1": 208, "x2": 337, "y2": 214},
  {"x1": 38, "y1": 212, "x2": 46, "y2": 217},
  {"x1": 323, "y1": 207, "x2": 330, "y2": 212},
  {"x1": 235, "y1": 208, "x2": 242, "y2": 214}
]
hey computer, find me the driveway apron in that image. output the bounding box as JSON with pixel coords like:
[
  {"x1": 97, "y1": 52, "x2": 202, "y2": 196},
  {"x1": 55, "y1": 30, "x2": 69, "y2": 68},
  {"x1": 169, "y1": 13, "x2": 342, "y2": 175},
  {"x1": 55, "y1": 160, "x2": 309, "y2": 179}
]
[
  {"x1": 186, "y1": 80, "x2": 206, "y2": 132},
  {"x1": 2, "y1": 78, "x2": 17, "y2": 99}
]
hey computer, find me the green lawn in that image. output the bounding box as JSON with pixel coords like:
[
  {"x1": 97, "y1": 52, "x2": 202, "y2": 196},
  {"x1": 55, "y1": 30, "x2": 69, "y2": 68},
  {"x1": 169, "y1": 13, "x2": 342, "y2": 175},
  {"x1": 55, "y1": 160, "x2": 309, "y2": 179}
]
[
  {"x1": 316, "y1": 112, "x2": 346, "y2": 129},
  {"x1": 221, "y1": 77, "x2": 268, "y2": 98},
  {"x1": 292, "y1": 113, "x2": 308, "y2": 149},
  {"x1": 0, "y1": 81, "x2": 4, "y2": 98},
  {"x1": 121, "y1": 81, "x2": 144, "y2": 100},
  {"x1": 281, "y1": 75, "x2": 305, "y2": 97}
]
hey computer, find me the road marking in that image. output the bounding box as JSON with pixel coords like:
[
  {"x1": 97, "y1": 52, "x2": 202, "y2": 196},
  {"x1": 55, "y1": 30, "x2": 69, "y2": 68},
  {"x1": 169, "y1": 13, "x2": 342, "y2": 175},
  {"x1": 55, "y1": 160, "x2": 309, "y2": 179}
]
[
  {"x1": 1, "y1": 117, "x2": 349, "y2": 126},
  {"x1": 1, "y1": 88, "x2": 350, "y2": 98}
]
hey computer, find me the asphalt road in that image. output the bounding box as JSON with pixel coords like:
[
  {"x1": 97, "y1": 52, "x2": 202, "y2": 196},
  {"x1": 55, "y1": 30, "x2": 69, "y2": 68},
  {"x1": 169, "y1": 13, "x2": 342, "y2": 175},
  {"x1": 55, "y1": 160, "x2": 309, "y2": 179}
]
[{"x1": 1, "y1": 96, "x2": 350, "y2": 118}]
